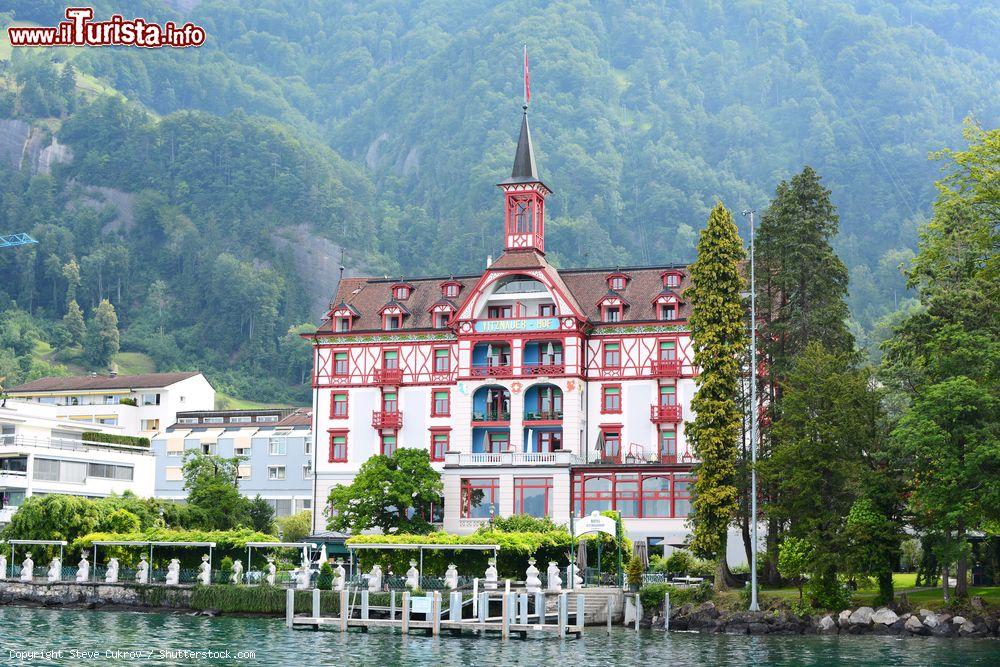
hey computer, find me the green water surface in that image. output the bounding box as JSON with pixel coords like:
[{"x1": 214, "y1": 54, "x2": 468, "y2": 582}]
[{"x1": 0, "y1": 606, "x2": 997, "y2": 666}]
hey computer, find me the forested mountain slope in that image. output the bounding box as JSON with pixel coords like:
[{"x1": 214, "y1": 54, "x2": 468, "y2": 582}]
[{"x1": 1, "y1": 1, "x2": 996, "y2": 401}]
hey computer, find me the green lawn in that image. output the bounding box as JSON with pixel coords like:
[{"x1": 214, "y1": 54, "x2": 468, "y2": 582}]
[{"x1": 759, "y1": 573, "x2": 999, "y2": 610}]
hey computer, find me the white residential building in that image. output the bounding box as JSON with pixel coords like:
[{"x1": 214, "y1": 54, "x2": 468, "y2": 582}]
[
  {"x1": 7, "y1": 371, "x2": 215, "y2": 438},
  {"x1": 0, "y1": 399, "x2": 156, "y2": 526}
]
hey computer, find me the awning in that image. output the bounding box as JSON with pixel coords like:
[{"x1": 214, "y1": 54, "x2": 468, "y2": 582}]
[
  {"x1": 230, "y1": 428, "x2": 258, "y2": 451},
  {"x1": 165, "y1": 429, "x2": 190, "y2": 453},
  {"x1": 198, "y1": 428, "x2": 225, "y2": 445}
]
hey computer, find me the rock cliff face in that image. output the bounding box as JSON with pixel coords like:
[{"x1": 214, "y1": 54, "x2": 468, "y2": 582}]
[
  {"x1": 0, "y1": 120, "x2": 73, "y2": 175},
  {"x1": 645, "y1": 601, "x2": 1000, "y2": 638}
]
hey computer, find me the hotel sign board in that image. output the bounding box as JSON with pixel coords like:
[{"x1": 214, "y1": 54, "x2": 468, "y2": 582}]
[
  {"x1": 574, "y1": 511, "x2": 617, "y2": 538},
  {"x1": 474, "y1": 317, "x2": 559, "y2": 334}
]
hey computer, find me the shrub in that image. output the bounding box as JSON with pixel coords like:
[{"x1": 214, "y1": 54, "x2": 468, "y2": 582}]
[
  {"x1": 220, "y1": 556, "x2": 234, "y2": 582},
  {"x1": 82, "y1": 431, "x2": 150, "y2": 448},
  {"x1": 317, "y1": 562, "x2": 334, "y2": 590},
  {"x1": 118, "y1": 397, "x2": 138, "y2": 406},
  {"x1": 189, "y1": 585, "x2": 384, "y2": 615},
  {"x1": 639, "y1": 583, "x2": 713, "y2": 610},
  {"x1": 487, "y1": 515, "x2": 564, "y2": 533},
  {"x1": 626, "y1": 555, "x2": 645, "y2": 587}
]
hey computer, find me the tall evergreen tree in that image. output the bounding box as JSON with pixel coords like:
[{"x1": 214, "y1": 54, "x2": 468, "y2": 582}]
[
  {"x1": 686, "y1": 203, "x2": 746, "y2": 589},
  {"x1": 754, "y1": 166, "x2": 854, "y2": 583},
  {"x1": 84, "y1": 299, "x2": 119, "y2": 369},
  {"x1": 62, "y1": 299, "x2": 85, "y2": 346}
]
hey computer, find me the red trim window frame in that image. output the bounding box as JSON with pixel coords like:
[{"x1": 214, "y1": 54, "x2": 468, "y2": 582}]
[
  {"x1": 513, "y1": 477, "x2": 553, "y2": 517},
  {"x1": 442, "y1": 282, "x2": 461, "y2": 298},
  {"x1": 328, "y1": 429, "x2": 348, "y2": 463},
  {"x1": 382, "y1": 312, "x2": 403, "y2": 330},
  {"x1": 575, "y1": 472, "x2": 690, "y2": 518},
  {"x1": 335, "y1": 316, "x2": 352, "y2": 332},
  {"x1": 607, "y1": 273, "x2": 628, "y2": 290},
  {"x1": 601, "y1": 303, "x2": 623, "y2": 322},
  {"x1": 601, "y1": 384, "x2": 622, "y2": 414},
  {"x1": 382, "y1": 390, "x2": 398, "y2": 413},
  {"x1": 382, "y1": 348, "x2": 400, "y2": 370},
  {"x1": 663, "y1": 271, "x2": 682, "y2": 288},
  {"x1": 380, "y1": 433, "x2": 397, "y2": 457},
  {"x1": 537, "y1": 430, "x2": 561, "y2": 452},
  {"x1": 429, "y1": 427, "x2": 450, "y2": 462},
  {"x1": 602, "y1": 341, "x2": 621, "y2": 368},
  {"x1": 392, "y1": 285, "x2": 411, "y2": 300},
  {"x1": 332, "y1": 350, "x2": 349, "y2": 377},
  {"x1": 433, "y1": 310, "x2": 451, "y2": 328},
  {"x1": 659, "y1": 384, "x2": 677, "y2": 406},
  {"x1": 659, "y1": 428, "x2": 677, "y2": 462},
  {"x1": 598, "y1": 425, "x2": 623, "y2": 461},
  {"x1": 658, "y1": 338, "x2": 677, "y2": 361},
  {"x1": 461, "y1": 477, "x2": 500, "y2": 518},
  {"x1": 487, "y1": 305, "x2": 513, "y2": 319},
  {"x1": 431, "y1": 387, "x2": 451, "y2": 417},
  {"x1": 658, "y1": 303, "x2": 677, "y2": 321},
  {"x1": 433, "y1": 347, "x2": 451, "y2": 373},
  {"x1": 487, "y1": 432, "x2": 509, "y2": 453},
  {"x1": 538, "y1": 303, "x2": 556, "y2": 317},
  {"x1": 329, "y1": 391, "x2": 349, "y2": 419}
]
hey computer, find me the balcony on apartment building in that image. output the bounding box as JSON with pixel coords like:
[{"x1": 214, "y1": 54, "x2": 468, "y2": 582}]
[
  {"x1": 444, "y1": 449, "x2": 580, "y2": 467},
  {"x1": 650, "y1": 358, "x2": 683, "y2": 378},
  {"x1": 522, "y1": 340, "x2": 565, "y2": 376},
  {"x1": 650, "y1": 404, "x2": 683, "y2": 423},
  {"x1": 371, "y1": 410, "x2": 403, "y2": 430},
  {"x1": 372, "y1": 367, "x2": 404, "y2": 386},
  {"x1": 595, "y1": 440, "x2": 688, "y2": 465}
]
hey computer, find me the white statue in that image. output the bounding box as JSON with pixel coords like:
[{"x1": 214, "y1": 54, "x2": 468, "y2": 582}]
[
  {"x1": 105, "y1": 558, "x2": 119, "y2": 583},
  {"x1": 484, "y1": 557, "x2": 498, "y2": 590},
  {"x1": 265, "y1": 556, "x2": 276, "y2": 586},
  {"x1": 295, "y1": 558, "x2": 311, "y2": 590},
  {"x1": 19, "y1": 553, "x2": 34, "y2": 582},
  {"x1": 567, "y1": 564, "x2": 583, "y2": 588},
  {"x1": 525, "y1": 557, "x2": 542, "y2": 593},
  {"x1": 47, "y1": 557, "x2": 62, "y2": 583},
  {"x1": 197, "y1": 554, "x2": 211, "y2": 586},
  {"x1": 546, "y1": 561, "x2": 563, "y2": 592},
  {"x1": 444, "y1": 563, "x2": 459, "y2": 591},
  {"x1": 135, "y1": 555, "x2": 150, "y2": 584},
  {"x1": 165, "y1": 558, "x2": 181, "y2": 585},
  {"x1": 230, "y1": 559, "x2": 244, "y2": 585},
  {"x1": 405, "y1": 559, "x2": 420, "y2": 590},
  {"x1": 76, "y1": 552, "x2": 90, "y2": 583},
  {"x1": 333, "y1": 559, "x2": 346, "y2": 592},
  {"x1": 367, "y1": 564, "x2": 382, "y2": 593},
  {"x1": 0, "y1": 553, "x2": 7, "y2": 579}
]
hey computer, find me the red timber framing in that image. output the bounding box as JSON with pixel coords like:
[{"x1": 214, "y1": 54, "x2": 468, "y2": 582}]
[
  {"x1": 571, "y1": 468, "x2": 695, "y2": 518},
  {"x1": 584, "y1": 332, "x2": 694, "y2": 381},
  {"x1": 313, "y1": 341, "x2": 459, "y2": 388}
]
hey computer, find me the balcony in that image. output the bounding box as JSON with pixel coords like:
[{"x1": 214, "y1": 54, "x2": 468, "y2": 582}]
[
  {"x1": 444, "y1": 450, "x2": 580, "y2": 467},
  {"x1": 595, "y1": 442, "x2": 689, "y2": 465},
  {"x1": 651, "y1": 404, "x2": 683, "y2": 423},
  {"x1": 471, "y1": 409, "x2": 511, "y2": 424},
  {"x1": 372, "y1": 367, "x2": 404, "y2": 385},
  {"x1": 371, "y1": 410, "x2": 403, "y2": 430},
  {"x1": 523, "y1": 410, "x2": 563, "y2": 423},
  {"x1": 470, "y1": 364, "x2": 514, "y2": 378},
  {"x1": 650, "y1": 359, "x2": 682, "y2": 378},
  {"x1": 523, "y1": 362, "x2": 565, "y2": 376}
]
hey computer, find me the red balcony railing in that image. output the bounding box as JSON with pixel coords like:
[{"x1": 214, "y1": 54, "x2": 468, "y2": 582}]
[
  {"x1": 650, "y1": 359, "x2": 682, "y2": 378},
  {"x1": 650, "y1": 404, "x2": 682, "y2": 423},
  {"x1": 523, "y1": 362, "x2": 566, "y2": 376},
  {"x1": 372, "y1": 410, "x2": 403, "y2": 429},
  {"x1": 470, "y1": 364, "x2": 514, "y2": 378},
  {"x1": 372, "y1": 367, "x2": 404, "y2": 385}
]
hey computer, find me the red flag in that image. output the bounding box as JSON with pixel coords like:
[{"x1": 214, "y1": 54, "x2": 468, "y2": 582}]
[{"x1": 523, "y1": 44, "x2": 530, "y2": 107}]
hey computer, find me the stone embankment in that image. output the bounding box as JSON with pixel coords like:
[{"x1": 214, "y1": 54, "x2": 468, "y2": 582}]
[
  {"x1": 0, "y1": 580, "x2": 193, "y2": 611},
  {"x1": 647, "y1": 601, "x2": 1000, "y2": 638}
]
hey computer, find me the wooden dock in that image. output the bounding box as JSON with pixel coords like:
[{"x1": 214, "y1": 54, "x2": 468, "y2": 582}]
[{"x1": 287, "y1": 588, "x2": 586, "y2": 639}]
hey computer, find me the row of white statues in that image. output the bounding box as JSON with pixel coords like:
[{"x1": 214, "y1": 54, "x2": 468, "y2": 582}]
[{"x1": 4, "y1": 552, "x2": 585, "y2": 593}]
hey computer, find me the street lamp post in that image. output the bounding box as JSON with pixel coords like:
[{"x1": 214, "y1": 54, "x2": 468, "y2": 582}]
[{"x1": 742, "y1": 208, "x2": 760, "y2": 612}]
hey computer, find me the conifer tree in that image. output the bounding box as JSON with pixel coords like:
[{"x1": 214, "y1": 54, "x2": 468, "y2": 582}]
[
  {"x1": 686, "y1": 202, "x2": 746, "y2": 589},
  {"x1": 84, "y1": 299, "x2": 119, "y2": 369},
  {"x1": 62, "y1": 299, "x2": 85, "y2": 346}
]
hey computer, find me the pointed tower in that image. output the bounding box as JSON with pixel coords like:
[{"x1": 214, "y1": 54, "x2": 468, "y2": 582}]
[{"x1": 497, "y1": 109, "x2": 551, "y2": 253}]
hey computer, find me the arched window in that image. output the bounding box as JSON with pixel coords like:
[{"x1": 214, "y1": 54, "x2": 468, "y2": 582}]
[
  {"x1": 641, "y1": 476, "x2": 671, "y2": 517},
  {"x1": 582, "y1": 476, "x2": 613, "y2": 513}
]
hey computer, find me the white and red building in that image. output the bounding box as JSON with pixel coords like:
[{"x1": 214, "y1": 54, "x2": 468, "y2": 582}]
[{"x1": 310, "y1": 108, "x2": 741, "y2": 560}]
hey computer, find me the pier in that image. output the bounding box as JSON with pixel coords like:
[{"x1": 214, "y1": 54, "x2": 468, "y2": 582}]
[{"x1": 287, "y1": 588, "x2": 586, "y2": 639}]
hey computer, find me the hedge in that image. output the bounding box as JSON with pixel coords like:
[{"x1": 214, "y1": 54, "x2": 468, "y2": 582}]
[
  {"x1": 638, "y1": 582, "x2": 714, "y2": 610},
  {"x1": 188, "y1": 585, "x2": 384, "y2": 615},
  {"x1": 73, "y1": 528, "x2": 277, "y2": 567},
  {"x1": 83, "y1": 431, "x2": 151, "y2": 448}
]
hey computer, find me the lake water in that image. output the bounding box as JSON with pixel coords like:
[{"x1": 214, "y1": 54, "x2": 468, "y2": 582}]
[{"x1": 1, "y1": 606, "x2": 997, "y2": 665}]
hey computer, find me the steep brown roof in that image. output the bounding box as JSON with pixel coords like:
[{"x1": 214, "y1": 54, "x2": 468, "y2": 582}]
[
  {"x1": 9, "y1": 371, "x2": 204, "y2": 393},
  {"x1": 276, "y1": 408, "x2": 313, "y2": 427},
  {"x1": 316, "y1": 252, "x2": 690, "y2": 334}
]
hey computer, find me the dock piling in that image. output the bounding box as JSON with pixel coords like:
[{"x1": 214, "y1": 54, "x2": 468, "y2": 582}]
[
  {"x1": 634, "y1": 593, "x2": 641, "y2": 632},
  {"x1": 501, "y1": 591, "x2": 509, "y2": 640},
  {"x1": 534, "y1": 592, "x2": 544, "y2": 625},
  {"x1": 472, "y1": 578, "x2": 479, "y2": 618},
  {"x1": 575, "y1": 595, "x2": 584, "y2": 630},
  {"x1": 339, "y1": 589, "x2": 348, "y2": 632},
  {"x1": 285, "y1": 588, "x2": 294, "y2": 628},
  {"x1": 432, "y1": 592, "x2": 441, "y2": 636},
  {"x1": 401, "y1": 591, "x2": 410, "y2": 634},
  {"x1": 361, "y1": 590, "x2": 369, "y2": 620},
  {"x1": 312, "y1": 588, "x2": 320, "y2": 619},
  {"x1": 557, "y1": 593, "x2": 566, "y2": 637},
  {"x1": 664, "y1": 591, "x2": 670, "y2": 632},
  {"x1": 518, "y1": 593, "x2": 528, "y2": 625},
  {"x1": 390, "y1": 590, "x2": 395, "y2": 623}
]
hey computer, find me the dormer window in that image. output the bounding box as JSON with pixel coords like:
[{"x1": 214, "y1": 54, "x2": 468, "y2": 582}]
[
  {"x1": 663, "y1": 271, "x2": 682, "y2": 288},
  {"x1": 603, "y1": 305, "x2": 622, "y2": 322},
  {"x1": 328, "y1": 304, "x2": 358, "y2": 332},
  {"x1": 659, "y1": 304, "x2": 677, "y2": 321},
  {"x1": 607, "y1": 272, "x2": 629, "y2": 290},
  {"x1": 441, "y1": 282, "x2": 461, "y2": 298},
  {"x1": 598, "y1": 294, "x2": 626, "y2": 323},
  {"x1": 384, "y1": 313, "x2": 402, "y2": 330},
  {"x1": 435, "y1": 311, "x2": 450, "y2": 328},
  {"x1": 393, "y1": 285, "x2": 411, "y2": 300},
  {"x1": 335, "y1": 317, "x2": 351, "y2": 332}
]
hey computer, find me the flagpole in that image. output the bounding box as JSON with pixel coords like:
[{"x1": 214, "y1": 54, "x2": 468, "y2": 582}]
[{"x1": 742, "y1": 208, "x2": 760, "y2": 612}]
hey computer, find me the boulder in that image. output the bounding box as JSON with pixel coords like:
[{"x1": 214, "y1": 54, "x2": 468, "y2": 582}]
[
  {"x1": 872, "y1": 608, "x2": 899, "y2": 625},
  {"x1": 837, "y1": 609, "x2": 852, "y2": 626},
  {"x1": 930, "y1": 622, "x2": 955, "y2": 638},
  {"x1": 849, "y1": 606, "x2": 874, "y2": 625},
  {"x1": 904, "y1": 615, "x2": 927, "y2": 635},
  {"x1": 921, "y1": 612, "x2": 940, "y2": 628},
  {"x1": 970, "y1": 596, "x2": 985, "y2": 611},
  {"x1": 958, "y1": 620, "x2": 985, "y2": 637},
  {"x1": 918, "y1": 608, "x2": 934, "y2": 620},
  {"x1": 748, "y1": 622, "x2": 769, "y2": 635},
  {"x1": 817, "y1": 615, "x2": 838, "y2": 635},
  {"x1": 696, "y1": 601, "x2": 719, "y2": 618},
  {"x1": 951, "y1": 615, "x2": 967, "y2": 626},
  {"x1": 724, "y1": 623, "x2": 748, "y2": 635}
]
